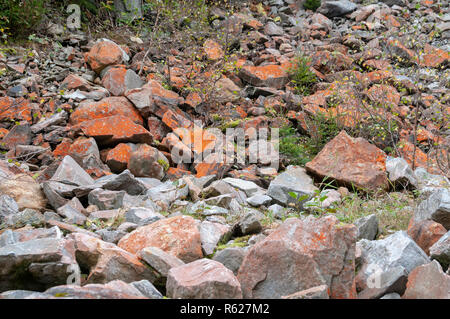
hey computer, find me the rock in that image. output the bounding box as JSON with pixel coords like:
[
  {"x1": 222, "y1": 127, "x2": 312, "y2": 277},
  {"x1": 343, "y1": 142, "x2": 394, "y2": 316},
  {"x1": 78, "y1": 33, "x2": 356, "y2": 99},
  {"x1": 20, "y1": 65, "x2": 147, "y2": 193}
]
[
  {"x1": 166, "y1": 258, "x2": 242, "y2": 299},
  {"x1": 318, "y1": 0, "x2": 357, "y2": 18},
  {"x1": 0, "y1": 174, "x2": 47, "y2": 211},
  {"x1": 386, "y1": 157, "x2": 418, "y2": 189},
  {"x1": 414, "y1": 188, "x2": 450, "y2": 230},
  {"x1": 0, "y1": 227, "x2": 61, "y2": 248},
  {"x1": 267, "y1": 204, "x2": 287, "y2": 219},
  {"x1": 70, "y1": 97, "x2": 142, "y2": 127},
  {"x1": 267, "y1": 165, "x2": 318, "y2": 207},
  {"x1": 106, "y1": 143, "x2": 134, "y2": 173},
  {"x1": 73, "y1": 115, "x2": 152, "y2": 146},
  {"x1": 430, "y1": 231, "x2": 450, "y2": 269},
  {"x1": 1, "y1": 124, "x2": 32, "y2": 150},
  {"x1": 139, "y1": 246, "x2": 185, "y2": 277},
  {"x1": 125, "y1": 207, "x2": 164, "y2": 225},
  {"x1": 203, "y1": 39, "x2": 224, "y2": 60},
  {"x1": 127, "y1": 144, "x2": 169, "y2": 179},
  {"x1": 199, "y1": 221, "x2": 230, "y2": 255},
  {"x1": 407, "y1": 219, "x2": 446, "y2": 255},
  {"x1": 281, "y1": 285, "x2": 329, "y2": 299},
  {"x1": 380, "y1": 293, "x2": 401, "y2": 299},
  {"x1": 51, "y1": 155, "x2": 95, "y2": 186},
  {"x1": 0, "y1": 238, "x2": 77, "y2": 292},
  {"x1": 237, "y1": 215, "x2": 357, "y2": 299},
  {"x1": 403, "y1": 260, "x2": 450, "y2": 299},
  {"x1": 114, "y1": 0, "x2": 143, "y2": 21},
  {"x1": 264, "y1": 21, "x2": 284, "y2": 36},
  {"x1": 0, "y1": 97, "x2": 33, "y2": 123},
  {"x1": 247, "y1": 194, "x2": 272, "y2": 207},
  {"x1": 41, "y1": 181, "x2": 74, "y2": 209},
  {"x1": 0, "y1": 195, "x2": 19, "y2": 222},
  {"x1": 354, "y1": 214, "x2": 379, "y2": 241},
  {"x1": 98, "y1": 169, "x2": 148, "y2": 195},
  {"x1": 57, "y1": 199, "x2": 87, "y2": 225},
  {"x1": 88, "y1": 188, "x2": 125, "y2": 210},
  {"x1": 68, "y1": 233, "x2": 158, "y2": 284},
  {"x1": 146, "y1": 180, "x2": 189, "y2": 208},
  {"x1": 222, "y1": 178, "x2": 262, "y2": 197},
  {"x1": 213, "y1": 247, "x2": 246, "y2": 276},
  {"x1": 305, "y1": 131, "x2": 389, "y2": 191},
  {"x1": 1, "y1": 208, "x2": 45, "y2": 229},
  {"x1": 414, "y1": 168, "x2": 450, "y2": 194},
  {"x1": 102, "y1": 66, "x2": 143, "y2": 96},
  {"x1": 356, "y1": 231, "x2": 430, "y2": 299},
  {"x1": 238, "y1": 64, "x2": 289, "y2": 89},
  {"x1": 40, "y1": 280, "x2": 146, "y2": 299},
  {"x1": 85, "y1": 40, "x2": 126, "y2": 73},
  {"x1": 130, "y1": 280, "x2": 163, "y2": 299},
  {"x1": 118, "y1": 215, "x2": 203, "y2": 263},
  {"x1": 238, "y1": 210, "x2": 263, "y2": 235}
]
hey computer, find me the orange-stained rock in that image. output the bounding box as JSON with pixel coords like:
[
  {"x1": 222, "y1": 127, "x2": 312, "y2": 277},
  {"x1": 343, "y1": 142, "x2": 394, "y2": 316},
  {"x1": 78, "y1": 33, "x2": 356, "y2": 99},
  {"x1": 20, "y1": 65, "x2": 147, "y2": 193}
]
[
  {"x1": 70, "y1": 97, "x2": 143, "y2": 126},
  {"x1": 127, "y1": 143, "x2": 168, "y2": 179},
  {"x1": 203, "y1": 39, "x2": 224, "y2": 61},
  {"x1": 162, "y1": 109, "x2": 193, "y2": 131},
  {"x1": 60, "y1": 74, "x2": 92, "y2": 91},
  {"x1": 53, "y1": 138, "x2": 73, "y2": 158},
  {"x1": 306, "y1": 130, "x2": 389, "y2": 191},
  {"x1": 0, "y1": 97, "x2": 34, "y2": 123},
  {"x1": 366, "y1": 69, "x2": 393, "y2": 84},
  {"x1": 118, "y1": 215, "x2": 203, "y2": 263},
  {"x1": 407, "y1": 219, "x2": 447, "y2": 255},
  {"x1": 73, "y1": 115, "x2": 152, "y2": 146},
  {"x1": 147, "y1": 116, "x2": 169, "y2": 142},
  {"x1": 397, "y1": 140, "x2": 441, "y2": 175},
  {"x1": 0, "y1": 124, "x2": 32, "y2": 150},
  {"x1": 101, "y1": 66, "x2": 143, "y2": 96},
  {"x1": 68, "y1": 137, "x2": 99, "y2": 161},
  {"x1": 0, "y1": 128, "x2": 8, "y2": 139},
  {"x1": 195, "y1": 153, "x2": 231, "y2": 178},
  {"x1": 85, "y1": 40, "x2": 124, "y2": 73},
  {"x1": 367, "y1": 84, "x2": 400, "y2": 107},
  {"x1": 310, "y1": 50, "x2": 354, "y2": 74},
  {"x1": 185, "y1": 92, "x2": 203, "y2": 109},
  {"x1": 238, "y1": 64, "x2": 289, "y2": 89},
  {"x1": 403, "y1": 260, "x2": 450, "y2": 299},
  {"x1": 237, "y1": 216, "x2": 357, "y2": 299},
  {"x1": 161, "y1": 132, "x2": 192, "y2": 165},
  {"x1": 106, "y1": 143, "x2": 133, "y2": 173},
  {"x1": 387, "y1": 39, "x2": 418, "y2": 64},
  {"x1": 166, "y1": 167, "x2": 192, "y2": 180},
  {"x1": 420, "y1": 44, "x2": 450, "y2": 68}
]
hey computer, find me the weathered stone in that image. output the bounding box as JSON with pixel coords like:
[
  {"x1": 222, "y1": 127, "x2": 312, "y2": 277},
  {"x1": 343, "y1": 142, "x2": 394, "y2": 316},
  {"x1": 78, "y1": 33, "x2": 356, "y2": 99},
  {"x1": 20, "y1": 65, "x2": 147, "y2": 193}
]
[
  {"x1": 306, "y1": 131, "x2": 389, "y2": 191},
  {"x1": 1, "y1": 124, "x2": 32, "y2": 150},
  {"x1": 246, "y1": 194, "x2": 272, "y2": 207},
  {"x1": 118, "y1": 215, "x2": 203, "y2": 263},
  {"x1": 200, "y1": 221, "x2": 230, "y2": 255},
  {"x1": 386, "y1": 156, "x2": 418, "y2": 188},
  {"x1": 318, "y1": 0, "x2": 357, "y2": 18},
  {"x1": 51, "y1": 155, "x2": 95, "y2": 186},
  {"x1": 407, "y1": 219, "x2": 446, "y2": 255},
  {"x1": 127, "y1": 144, "x2": 168, "y2": 180},
  {"x1": 88, "y1": 188, "x2": 125, "y2": 210},
  {"x1": 239, "y1": 64, "x2": 289, "y2": 89},
  {"x1": 430, "y1": 231, "x2": 450, "y2": 269},
  {"x1": 130, "y1": 280, "x2": 163, "y2": 299},
  {"x1": 0, "y1": 174, "x2": 47, "y2": 211},
  {"x1": 238, "y1": 210, "x2": 263, "y2": 235},
  {"x1": 125, "y1": 207, "x2": 165, "y2": 225},
  {"x1": 0, "y1": 195, "x2": 19, "y2": 222},
  {"x1": 354, "y1": 214, "x2": 379, "y2": 241},
  {"x1": 414, "y1": 188, "x2": 450, "y2": 230},
  {"x1": 267, "y1": 165, "x2": 318, "y2": 207},
  {"x1": 403, "y1": 260, "x2": 450, "y2": 299},
  {"x1": 356, "y1": 231, "x2": 430, "y2": 299},
  {"x1": 238, "y1": 216, "x2": 357, "y2": 299},
  {"x1": 102, "y1": 66, "x2": 143, "y2": 96},
  {"x1": 166, "y1": 258, "x2": 242, "y2": 299},
  {"x1": 281, "y1": 285, "x2": 329, "y2": 299},
  {"x1": 139, "y1": 246, "x2": 185, "y2": 277},
  {"x1": 85, "y1": 40, "x2": 126, "y2": 73}
]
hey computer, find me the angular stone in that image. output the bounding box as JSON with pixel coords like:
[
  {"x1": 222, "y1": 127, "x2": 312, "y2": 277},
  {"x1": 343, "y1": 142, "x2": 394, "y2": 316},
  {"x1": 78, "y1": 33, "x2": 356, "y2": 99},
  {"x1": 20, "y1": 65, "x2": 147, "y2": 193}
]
[
  {"x1": 118, "y1": 215, "x2": 203, "y2": 263},
  {"x1": 139, "y1": 246, "x2": 185, "y2": 277},
  {"x1": 203, "y1": 39, "x2": 224, "y2": 60},
  {"x1": 407, "y1": 219, "x2": 446, "y2": 255},
  {"x1": 213, "y1": 247, "x2": 246, "y2": 275},
  {"x1": 125, "y1": 207, "x2": 164, "y2": 225},
  {"x1": 318, "y1": 0, "x2": 357, "y2": 18},
  {"x1": 429, "y1": 231, "x2": 450, "y2": 269},
  {"x1": 85, "y1": 40, "x2": 125, "y2": 73},
  {"x1": 0, "y1": 174, "x2": 47, "y2": 211},
  {"x1": 88, "y1": 188, "x2": 125, "y2": 210},
  {"x1": 386, "y1": 156, "x2": 418, "y2": 189},
  {"x1": 0, "y1": 97, "x2": 33, "y2": 123},
  {"x1": 51, "y1": 155, "x2": 95, "y2": 186},
  {"x1": 199, "y1": 221, "x2": 230, "y2": 256},
  {"x1": 127, "y1": 144, "x2": 168, "y2": 179},
  {"x1": 414, "y1": 188, "x2": 450, "y2": 230},
  {"x1": 222, "y1": 178, "x2": 262, "y2": 197},
  {"x1": 246, "y1": 194, "x2": 272, "y2": 207},
  {"x1": 267, "y1": 165, "x2": 318, "y2": 207},
  {"x1": 70, "y1": 97, "x2": 143, "y2": 126},
  {"x1": 130, "y1": 280, "x2": 163, "y2": 299},
  {"x1": 167, "y1": 258, "x2": 242, "y2": 299},
  {"x1": 354, "y1": 214, "x2": 379, "y2": 241},
  {"x1": 239, "y1": 64, "x2": 289, "y2": 89},
  {"x1": 106, "y1": 144, "x2": 134, "y2": 173},
  {"x1": 238, "y1": 210, "x2": 263, "y2": 235},
  {"x1": 0, "y1": 195, "x2": 19, "y2": 222},
  {"x1": 74, "y1": 115, "x2": 153, "y2": 146},
  {"x1": 1, "y1": 124, "x2": 32, "y2": 150},
  {"x1": 282, "y1": 285, "x2": 329, "y2": 299},
  {"x1": 238, "y1": 216, "x2": 357, "y2": 299},
  {"x1": 102, "y1": 66, "x2": 143, "y2": 96},
  {"x1": 306, "y1": 131, "x2": 389, "y2": 191},
  {"x1": 356, "y1": 231, "x2": 430, "y2": 299},
  {"x1": 403, "y1": 260, "x2": 450, "y2": 299}
]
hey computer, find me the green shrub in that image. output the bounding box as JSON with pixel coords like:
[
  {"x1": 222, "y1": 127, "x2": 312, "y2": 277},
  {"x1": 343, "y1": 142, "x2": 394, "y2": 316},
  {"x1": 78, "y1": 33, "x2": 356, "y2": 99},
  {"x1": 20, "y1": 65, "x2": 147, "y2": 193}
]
[
  {"x1": 287, "y1": 54, "x2": 317, "y2": 96},
  {"x1": 303, "y1": 0, "x2": 321, "y2": 11},
  {"x1": 0, "y1": 0, "x2": 46, "y2": 39},
  {"x1": 279, "y1": 126, "x2": 313, "y2": 166}
]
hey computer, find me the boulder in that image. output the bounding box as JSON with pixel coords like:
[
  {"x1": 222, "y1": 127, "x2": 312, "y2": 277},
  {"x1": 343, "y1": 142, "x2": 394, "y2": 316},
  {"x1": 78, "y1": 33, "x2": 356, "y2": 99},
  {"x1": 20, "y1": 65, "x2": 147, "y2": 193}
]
[
  {"x1": 414, "y1": 188, "x2": 450, "y2": 230},
  {"x1": 0, "y1": 174, "x2": 47, "y2": 211},
  {"x1": 407, "y1": 219, "x2": 446, "y2": 255},
  {"x1": 429, "y1": 231, "x2": 450, "y2": 269},
  {"x1": 128, "y1": 144, "x2": 169, "y2": 179},
  {"x1": 403, "y1": 260, "x2": 450, "y2": 299}
]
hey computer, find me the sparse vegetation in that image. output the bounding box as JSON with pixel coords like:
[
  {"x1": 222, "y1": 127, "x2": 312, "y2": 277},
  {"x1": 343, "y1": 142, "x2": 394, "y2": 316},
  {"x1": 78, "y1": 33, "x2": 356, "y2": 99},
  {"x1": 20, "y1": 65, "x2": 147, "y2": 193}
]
[{"x1": 287, "y1": 54, "x2": 317, "y2": 96}]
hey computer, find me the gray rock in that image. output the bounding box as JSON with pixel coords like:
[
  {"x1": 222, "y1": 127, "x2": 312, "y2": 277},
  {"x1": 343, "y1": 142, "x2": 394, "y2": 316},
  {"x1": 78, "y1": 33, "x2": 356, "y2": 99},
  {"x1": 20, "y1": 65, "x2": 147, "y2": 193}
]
[
  {"x1": 57, "y1": 198, "x2": 86, "y2": 225},
  {"x1": 190, "y1": 201, "x2": 229, "y2": 216},
  {"x1": 354, "y1": 214, "x2": 379, "y2": 240},
  {"x1": 51, "y1": 155, "x2": 95, "y2": 186},
  {"x1": 146, "y1": 180, "x2": 189, "y2": 208},
  {"x1": 0, "y1": 238, "x2": 77, "y2": 292},
  {"x1": 380, "y1": 292, "x2": 401, "y2": 299},
  {"x1": 267, "y1": 166, "x2": 318, "y2": 207},
  {"x1": 101, "y1": 169, "x2": 148, "y2": 195},
  {"x1": 414, "y1": 188, "x2": 450, "y2": 230},
  {"x1": 267, "y1": 204, "x2": 286, "y2": 219},
  {"x1": 30, "y1": 111, "x2": 67, "y2": 134},
  {"x1": 199, "y1": 221, "x2": 230, "y2": 255},
  {"x1": 114, "y1": 0, "x2": 143, "y2": 21},
  {"x1": 414, "y1": 167, "x2": 449, "y2": 193},
  {"x1": 264, "y1": 21, "x2": 284, "y2": 36},
  {"x1": 88, "y1": 188, "x2": 125, "y2": 210},
  {"x1": 318, "y1": 0, "x2": 357, "y2": 18},
  {"x1": 247, "y1": 194, "x2": 272, "y2": 207},
  {"x1": 239, "y1": 210, "x2": 263, "y2": 235},
  {"x1": 386, "y1": 157, "x2": 418, "y2": 189},
  {"x1": 429, "y1": 231, "x2": 450, "y2": 269},
  {"x1": 1, "y1": 208, "x2": 45, "y2": 229},
  {"x1": 213, "y1": 247, "x2": 246, "y2": 275},
  {"x1": 222, "y1": 178, "x2": 262, "y2": 197},
  {"x1": 0, "y1": 290, "x2": 48, "y2": 299},
  {"x1": 131, "y1": 280, "x2": 163, "y2": 299},
  {"x1": 125, "y1": 207, "x2": 164, "y2": 225},
  {"x1": 0, "y1": 195, "x2": 19, "y2": 222},
  {"x1": 95, "y1": 229, "x2": 127, "y2": 244},
  {"x1": 0, "y1": 226, "x2": 61, "y2": 248},
  {"x1": 204, "y1": 194, "x2": 233, "y2": 209},
  {"x1": 356, "y1": 231, "x2": 430, "y2": 299},
  {"x1": 139, "y1": 246, "x2": 185, "y2": 277},
  {"x1": 42, "y1": 181, "x2": 75, "y2": 209},
  {"x1": 380, "y1": 0, "x2": 405, "y2": 6}
]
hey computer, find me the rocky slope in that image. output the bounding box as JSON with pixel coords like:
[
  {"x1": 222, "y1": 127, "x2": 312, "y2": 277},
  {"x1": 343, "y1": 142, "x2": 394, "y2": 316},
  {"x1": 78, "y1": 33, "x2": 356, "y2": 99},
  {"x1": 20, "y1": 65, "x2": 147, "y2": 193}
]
[{"x1": 0, "y1": 0, "x2": 449, "y2": 299}]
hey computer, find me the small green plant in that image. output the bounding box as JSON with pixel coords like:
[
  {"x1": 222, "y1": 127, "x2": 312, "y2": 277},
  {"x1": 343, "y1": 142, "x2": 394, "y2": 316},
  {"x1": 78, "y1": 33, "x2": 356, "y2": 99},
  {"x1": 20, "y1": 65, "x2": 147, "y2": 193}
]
[
  {"x1": 0, "y1": 0, "x2": 46, "y2": 39},
  {"x1": 303, "y1": 0, "x2": 321, "y2": 12},
  {"x1": 278, "y1": 125, "x2": 313, "y2": 166},
  {"x1": 287, "y1": 54, "x2": 317, "y2": 96}
]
